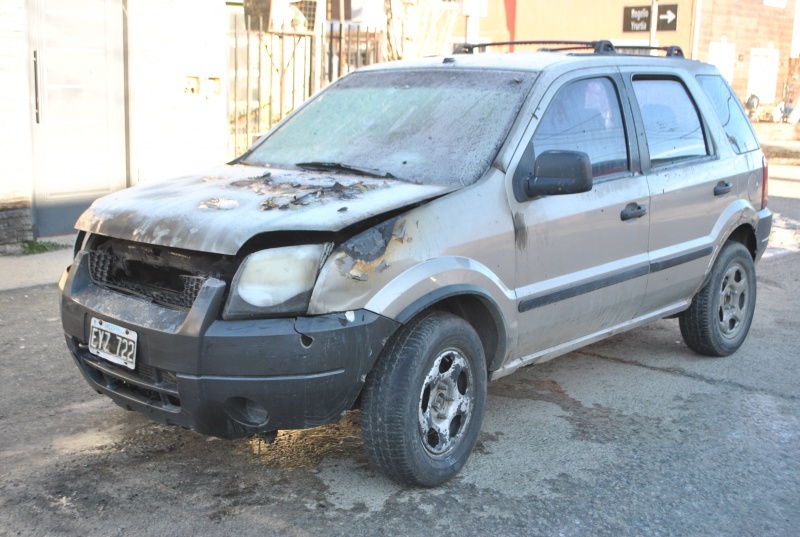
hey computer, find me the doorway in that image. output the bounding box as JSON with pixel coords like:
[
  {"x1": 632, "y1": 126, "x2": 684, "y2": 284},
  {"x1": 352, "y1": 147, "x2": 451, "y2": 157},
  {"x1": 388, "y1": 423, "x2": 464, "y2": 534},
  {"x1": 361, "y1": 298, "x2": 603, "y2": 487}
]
[{"x1": 28, "y1": 0, "x2": 127, "y2": 237}]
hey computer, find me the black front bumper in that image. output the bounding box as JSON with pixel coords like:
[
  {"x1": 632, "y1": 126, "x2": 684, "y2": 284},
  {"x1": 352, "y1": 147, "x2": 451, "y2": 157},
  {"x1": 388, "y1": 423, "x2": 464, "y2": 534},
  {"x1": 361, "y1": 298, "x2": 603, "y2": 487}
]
[{"x1": 60, "y1": 252, "x2": 399, "y2": 439}]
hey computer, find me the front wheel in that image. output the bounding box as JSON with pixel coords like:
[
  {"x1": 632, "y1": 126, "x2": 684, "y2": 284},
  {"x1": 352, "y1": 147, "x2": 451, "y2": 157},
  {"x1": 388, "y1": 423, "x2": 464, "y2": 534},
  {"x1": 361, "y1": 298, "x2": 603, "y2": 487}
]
[
  {"x1": 361, "y1": 311, "x2": 487, "y2": 487},
  {"x1": 680, "y1": 241, "x2": 757, "y2": 356}
]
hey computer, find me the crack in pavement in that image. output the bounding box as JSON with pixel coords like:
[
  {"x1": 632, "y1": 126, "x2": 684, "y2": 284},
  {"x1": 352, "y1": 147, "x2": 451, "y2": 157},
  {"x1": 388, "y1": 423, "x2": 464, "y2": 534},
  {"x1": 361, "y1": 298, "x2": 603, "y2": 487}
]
[{"x1": 574, "y1": 350, "x2": 798, "y2": 402}]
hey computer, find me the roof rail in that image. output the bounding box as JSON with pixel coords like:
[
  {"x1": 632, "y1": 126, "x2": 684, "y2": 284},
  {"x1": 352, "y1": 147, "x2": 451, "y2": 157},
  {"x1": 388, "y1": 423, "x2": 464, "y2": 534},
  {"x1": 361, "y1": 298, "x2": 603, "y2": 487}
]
[
  {"x1": 613, "y1": 45, "x2": 685, "y2": 57},
  {"x1": 453, "y1": 40, "x2": 616, "y2": 55},
  {"x1": 453, "y1": 40, "x2": 684, "y2": 58}
]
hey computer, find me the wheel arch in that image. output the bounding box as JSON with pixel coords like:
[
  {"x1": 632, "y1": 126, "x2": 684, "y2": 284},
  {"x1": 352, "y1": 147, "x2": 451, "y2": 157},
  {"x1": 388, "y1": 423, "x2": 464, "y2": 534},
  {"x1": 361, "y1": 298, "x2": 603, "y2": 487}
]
[
  {"x1": 395, "y1": 286, "x2": 509, "y2": 374},
  {"x1": 725, "y1": 222, "x2": 758, "y2": 259},
  {"x1": 690, "y1": 220, "x2": 758, "y2": 299}
]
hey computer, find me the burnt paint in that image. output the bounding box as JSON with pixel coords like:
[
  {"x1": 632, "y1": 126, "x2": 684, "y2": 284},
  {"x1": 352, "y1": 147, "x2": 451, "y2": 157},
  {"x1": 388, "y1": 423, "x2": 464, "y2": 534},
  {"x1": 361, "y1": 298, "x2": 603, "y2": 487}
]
[
  {"x1": 513, "y1": 212, "x2": 528, "y2": 251},
  {"x1": 75, "y1": 165, "x2": 453, "y2": 256},
  {"x1": 333, "y1": 217, "x2": 411, "y2": 282},
  {"x1": 340, "y1": 217, "x2": 398, "y2": 262},
  {"x1": 252, "y1": 179, "x2": 388, "y2": 212}
]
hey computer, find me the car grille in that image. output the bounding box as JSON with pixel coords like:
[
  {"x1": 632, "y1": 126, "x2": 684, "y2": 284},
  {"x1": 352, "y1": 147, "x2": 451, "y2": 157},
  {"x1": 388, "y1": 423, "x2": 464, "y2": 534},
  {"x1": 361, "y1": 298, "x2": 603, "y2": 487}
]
[{"x1": 88, "y1": 251, "x2": 208, "y2": 310}]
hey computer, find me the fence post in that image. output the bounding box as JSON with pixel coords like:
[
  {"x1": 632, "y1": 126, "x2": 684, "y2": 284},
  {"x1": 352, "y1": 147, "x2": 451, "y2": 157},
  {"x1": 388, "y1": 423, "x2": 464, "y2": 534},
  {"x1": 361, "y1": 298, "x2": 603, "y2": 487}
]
[
  {"x1": 338, "y1": 23, "x2": 345, "y2": 80},
  {"x1": 327, "y1": 24, "x2": 334, "y2": 83},
  {"x1": 246, "y1": 14, "x2": 251, "y2": 147},
  {"x1": 234, "y1": 14, "x2": 240, "y2": 154},
  {"x1": 257, "y1": 15, "x2": 263, "y2": 135}
]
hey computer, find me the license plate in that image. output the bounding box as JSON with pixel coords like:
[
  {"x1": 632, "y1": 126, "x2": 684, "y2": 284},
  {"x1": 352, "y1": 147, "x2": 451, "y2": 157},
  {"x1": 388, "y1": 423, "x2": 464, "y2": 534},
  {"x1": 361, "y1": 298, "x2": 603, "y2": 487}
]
[{"x1": 89, "y1": 318, "x2": 138, "y2": 370}]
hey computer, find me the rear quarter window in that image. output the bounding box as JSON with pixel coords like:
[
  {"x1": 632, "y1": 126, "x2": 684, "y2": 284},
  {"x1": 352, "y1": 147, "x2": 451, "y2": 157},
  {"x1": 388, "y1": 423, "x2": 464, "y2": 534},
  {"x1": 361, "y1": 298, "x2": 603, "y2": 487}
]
[{"x1": 696, "y1": 75, "x2": 760, "y2": 154}]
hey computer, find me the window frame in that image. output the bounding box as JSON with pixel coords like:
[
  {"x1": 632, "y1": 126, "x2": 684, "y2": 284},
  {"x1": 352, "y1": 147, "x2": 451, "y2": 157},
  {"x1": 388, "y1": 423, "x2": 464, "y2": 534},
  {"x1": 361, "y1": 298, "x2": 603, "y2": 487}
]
[
  {"x1": 624, "y1": 74, "x2": 717, "y2": 171},
  {"x1": 510, "y1": 70, "x2": 642, "y2": 203},
  {"x1": 531, "y1": 75, "x2": 633, "y2": 182}
]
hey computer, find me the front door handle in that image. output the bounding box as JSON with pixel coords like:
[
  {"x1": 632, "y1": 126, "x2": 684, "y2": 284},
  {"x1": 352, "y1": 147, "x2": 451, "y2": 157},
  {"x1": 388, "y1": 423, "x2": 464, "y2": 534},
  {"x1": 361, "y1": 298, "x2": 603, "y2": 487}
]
[
  {"x1": 621, "y1": 203, "x2": 647, "y2": 221},
  {"x1": 714, "y1": 181, "x2": 733, "y2": 196}
]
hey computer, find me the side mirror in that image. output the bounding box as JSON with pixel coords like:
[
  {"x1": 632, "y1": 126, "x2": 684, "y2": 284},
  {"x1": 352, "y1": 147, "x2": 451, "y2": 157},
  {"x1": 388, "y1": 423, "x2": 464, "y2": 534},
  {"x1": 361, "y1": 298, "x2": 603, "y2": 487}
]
[{"x1": 525, "y1": 150, "x2": 593, "y2": 198}]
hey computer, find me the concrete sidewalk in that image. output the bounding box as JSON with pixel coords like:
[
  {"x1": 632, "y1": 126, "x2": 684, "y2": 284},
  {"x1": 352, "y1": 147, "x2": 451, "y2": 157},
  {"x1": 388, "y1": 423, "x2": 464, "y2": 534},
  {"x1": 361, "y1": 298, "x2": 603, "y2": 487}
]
[
  {"x1": 770, "y1": 164, "x2": 800, "y2": 181},
  {"x1": 0, "y1": 247, "x2": 74, "y2": 292}
]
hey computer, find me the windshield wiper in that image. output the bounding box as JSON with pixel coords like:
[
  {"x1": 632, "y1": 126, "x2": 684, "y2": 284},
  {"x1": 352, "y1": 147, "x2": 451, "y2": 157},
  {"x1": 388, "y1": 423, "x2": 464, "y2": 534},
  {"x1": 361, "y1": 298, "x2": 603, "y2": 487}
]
[{"x1": 296, "y1": 161, "x2": 399, "y2": 180}]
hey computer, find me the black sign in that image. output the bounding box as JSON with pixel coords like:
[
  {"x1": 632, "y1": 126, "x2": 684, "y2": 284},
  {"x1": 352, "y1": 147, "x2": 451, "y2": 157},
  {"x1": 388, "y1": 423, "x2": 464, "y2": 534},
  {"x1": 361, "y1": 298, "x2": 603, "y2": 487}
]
[
  {"x1": 623, "y1": 6, "x2": 651, "y2": 32},
  {"x1": 657, "y1": 4, "x2": 678, "y2": 31},
  {"x1": 623, "y1": 5, "x2": 678, "y2": 33}
]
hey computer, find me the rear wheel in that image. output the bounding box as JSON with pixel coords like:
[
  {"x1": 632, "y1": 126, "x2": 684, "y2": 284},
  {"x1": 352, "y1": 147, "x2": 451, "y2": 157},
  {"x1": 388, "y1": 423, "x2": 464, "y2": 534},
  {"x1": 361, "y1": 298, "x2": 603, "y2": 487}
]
[
  {"x1": 680, "y1": 242, "x2": 757, "y2": 356},
  {"x1": 361, "y1": 311, "x2": 487, "y2": 487}
]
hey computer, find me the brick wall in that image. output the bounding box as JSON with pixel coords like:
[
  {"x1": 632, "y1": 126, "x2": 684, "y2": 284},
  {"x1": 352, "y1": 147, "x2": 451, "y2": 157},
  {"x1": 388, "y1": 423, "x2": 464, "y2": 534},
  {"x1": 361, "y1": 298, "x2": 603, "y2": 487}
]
[
  {"x1": 0, "y1": 0, "x2": 34, "y2": 252},
  {"x1": 0, "y1": 200, "x2": 33, "y2": 254},
  {"x1": 698, "y1": 0, "x2": 797, "y2": 103}
]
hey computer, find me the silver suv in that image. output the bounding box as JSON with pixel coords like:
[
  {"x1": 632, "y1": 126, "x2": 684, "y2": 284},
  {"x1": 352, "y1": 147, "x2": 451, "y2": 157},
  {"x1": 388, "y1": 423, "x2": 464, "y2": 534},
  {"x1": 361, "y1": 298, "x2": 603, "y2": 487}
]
[{"x1": 60, "y1": 41, "x2": 771, "y2": 487}]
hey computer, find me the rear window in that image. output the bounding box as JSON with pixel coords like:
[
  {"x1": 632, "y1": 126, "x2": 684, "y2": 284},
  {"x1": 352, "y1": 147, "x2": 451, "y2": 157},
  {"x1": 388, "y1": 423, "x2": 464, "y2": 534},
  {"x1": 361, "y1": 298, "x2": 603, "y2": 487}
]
[{"x1": 696, "y1": 75, "x2": 760, "y2": 154}]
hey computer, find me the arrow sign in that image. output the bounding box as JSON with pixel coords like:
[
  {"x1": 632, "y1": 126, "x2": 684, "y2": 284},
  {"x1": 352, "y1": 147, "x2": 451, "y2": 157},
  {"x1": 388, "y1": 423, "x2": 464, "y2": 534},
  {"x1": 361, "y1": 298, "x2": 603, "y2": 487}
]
[{"x1": 657, "y1": 4, "x2": 678, "y2": 31}]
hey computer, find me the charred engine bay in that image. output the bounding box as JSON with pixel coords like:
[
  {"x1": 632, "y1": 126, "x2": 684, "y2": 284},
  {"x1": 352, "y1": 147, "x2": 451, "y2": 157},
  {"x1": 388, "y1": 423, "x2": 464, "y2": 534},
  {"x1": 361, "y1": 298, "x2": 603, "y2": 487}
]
[{"x1": 86, "y1": 236, "x2": 238, "y2": 311}]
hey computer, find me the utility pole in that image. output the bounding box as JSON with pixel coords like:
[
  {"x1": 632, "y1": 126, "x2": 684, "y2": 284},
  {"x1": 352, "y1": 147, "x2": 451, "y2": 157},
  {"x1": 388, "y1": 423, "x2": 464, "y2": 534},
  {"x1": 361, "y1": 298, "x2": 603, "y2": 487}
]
[
  {"x1": 465, "y1": 15, "x2": 479, "y2": 43},
  {"x1": 463, "y1": 0, "x2": 485, "y2": 44},
  {"x1": 649, "y1": 0, "x2": 658, "y2": 47}
]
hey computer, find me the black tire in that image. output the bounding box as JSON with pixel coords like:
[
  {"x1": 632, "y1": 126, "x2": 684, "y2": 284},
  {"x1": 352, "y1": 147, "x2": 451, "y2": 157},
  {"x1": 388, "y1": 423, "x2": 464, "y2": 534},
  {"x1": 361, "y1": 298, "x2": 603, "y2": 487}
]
[
  {"x1": 361, "y1": 311, "x2": 487, "y2": 487},
  {"x1": 679, "y1": 241, "x2": 757, "y2": 357}
]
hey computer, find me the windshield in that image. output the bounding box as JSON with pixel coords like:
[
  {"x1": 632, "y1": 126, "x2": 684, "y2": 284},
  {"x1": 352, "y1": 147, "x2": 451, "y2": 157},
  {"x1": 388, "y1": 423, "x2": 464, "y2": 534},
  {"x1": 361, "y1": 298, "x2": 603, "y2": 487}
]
[{"x1": 242, "y1": 69, "x2": 538, "y2": 187}]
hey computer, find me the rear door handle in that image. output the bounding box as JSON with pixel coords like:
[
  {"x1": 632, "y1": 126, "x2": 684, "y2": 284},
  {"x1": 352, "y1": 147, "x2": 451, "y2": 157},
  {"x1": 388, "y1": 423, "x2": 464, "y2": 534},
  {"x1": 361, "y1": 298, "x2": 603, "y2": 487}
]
[
  {"x1": 714, "y1": 181, "x2": 733, "y2": 196},
  {"x1": 621, "y1": 203, "x2": 647, "y2": 221}
]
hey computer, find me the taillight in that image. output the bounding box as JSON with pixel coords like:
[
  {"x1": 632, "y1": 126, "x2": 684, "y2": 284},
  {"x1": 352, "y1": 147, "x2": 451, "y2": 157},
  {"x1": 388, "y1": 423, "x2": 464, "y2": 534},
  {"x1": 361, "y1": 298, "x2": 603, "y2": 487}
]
[{"x1": 761, "y1": 156, "x2": 769, "y2": 210}]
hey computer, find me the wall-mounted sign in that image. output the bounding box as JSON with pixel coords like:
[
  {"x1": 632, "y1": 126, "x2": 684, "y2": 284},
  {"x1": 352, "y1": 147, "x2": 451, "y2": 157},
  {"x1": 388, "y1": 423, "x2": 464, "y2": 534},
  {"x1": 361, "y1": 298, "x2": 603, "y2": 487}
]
[
  {"x1": 623, "y1": 6, "x2": 651, "y2": 32},
  {"x1": 657, "y1": 4, "x2": 678, "y2": 31},
  {"x1": 623, "y1": 4, "x2": 678, "y2": 32}
]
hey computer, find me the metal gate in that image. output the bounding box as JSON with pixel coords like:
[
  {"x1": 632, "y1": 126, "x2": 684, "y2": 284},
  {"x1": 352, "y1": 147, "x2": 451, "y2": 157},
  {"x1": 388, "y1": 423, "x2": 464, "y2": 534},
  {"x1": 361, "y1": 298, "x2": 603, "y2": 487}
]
[{"x1": 228, "y1": 11, "x2": 384, "y2": 157}]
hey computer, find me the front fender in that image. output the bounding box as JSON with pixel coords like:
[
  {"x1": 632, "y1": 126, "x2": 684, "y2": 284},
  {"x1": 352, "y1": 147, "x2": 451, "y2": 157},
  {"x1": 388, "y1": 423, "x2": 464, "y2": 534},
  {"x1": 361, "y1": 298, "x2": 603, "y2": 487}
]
[
  {"x1": 361, "y1": 256, "x2": 515, "y2": 323},
  {"x1": 322, "y1": 255, "x2": 516, "y2": 372}
]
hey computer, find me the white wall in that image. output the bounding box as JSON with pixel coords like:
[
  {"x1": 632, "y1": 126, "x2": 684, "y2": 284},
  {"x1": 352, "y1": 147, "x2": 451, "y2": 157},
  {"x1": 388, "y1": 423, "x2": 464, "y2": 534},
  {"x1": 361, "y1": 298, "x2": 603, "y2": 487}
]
[{"x1": 127, "y1": 0, "x2": 228, "y2": 184}]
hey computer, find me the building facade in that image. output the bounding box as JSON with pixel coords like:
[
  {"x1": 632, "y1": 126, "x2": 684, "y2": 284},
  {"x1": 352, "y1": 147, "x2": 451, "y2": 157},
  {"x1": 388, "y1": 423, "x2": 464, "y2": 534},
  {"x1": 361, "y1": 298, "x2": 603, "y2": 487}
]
[
  {"x1": 1, "y1": 0, "x2": 798, "y2": 252},
  {"x1": 473, "y1": 0, "x2": 798, "y2": 106},
  {"x1": 0, "y1": 0, "x2": 229, "y2": 252}
]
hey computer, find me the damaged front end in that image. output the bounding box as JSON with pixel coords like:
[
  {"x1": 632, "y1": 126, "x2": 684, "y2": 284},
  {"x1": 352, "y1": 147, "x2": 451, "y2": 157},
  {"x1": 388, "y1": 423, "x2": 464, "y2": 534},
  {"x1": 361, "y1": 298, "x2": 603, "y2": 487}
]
[
  {"x1": 60, "y1": 222, "x2": 403, "y2": 440},
  {"x1": 58, "y1": 61, "x2": 532, "y2": 443},
  {"x1": 84, "y1": 235, "x2": 238, "y2": 310}
]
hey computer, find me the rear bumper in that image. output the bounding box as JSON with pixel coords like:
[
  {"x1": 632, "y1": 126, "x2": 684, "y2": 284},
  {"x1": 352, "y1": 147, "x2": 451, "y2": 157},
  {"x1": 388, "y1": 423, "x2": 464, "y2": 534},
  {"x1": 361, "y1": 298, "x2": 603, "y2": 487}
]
[
  {"x1": 60, "y1": 252, "x2": 399, "y2": 439},
  {"x1": 755, "y1": 208, "x2": 772, "y2": 261}
]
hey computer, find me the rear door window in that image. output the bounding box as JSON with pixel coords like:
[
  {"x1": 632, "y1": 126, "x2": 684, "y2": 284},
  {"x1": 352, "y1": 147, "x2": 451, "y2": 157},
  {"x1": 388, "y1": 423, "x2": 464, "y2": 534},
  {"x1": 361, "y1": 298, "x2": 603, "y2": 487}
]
[
  {"x1": 632, "y1": 78, "x2": 709, "y2": 165},
  {"x1": 696, "y1": 75, "x2": 760, "y2": 154}
]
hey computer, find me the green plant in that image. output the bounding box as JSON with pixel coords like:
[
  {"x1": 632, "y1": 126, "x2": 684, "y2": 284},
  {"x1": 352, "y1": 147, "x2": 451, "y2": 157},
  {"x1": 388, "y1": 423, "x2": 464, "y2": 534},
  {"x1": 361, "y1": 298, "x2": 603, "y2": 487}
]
[{"x1": 22, "y1": 240, "x2": 70, "y2": 255}]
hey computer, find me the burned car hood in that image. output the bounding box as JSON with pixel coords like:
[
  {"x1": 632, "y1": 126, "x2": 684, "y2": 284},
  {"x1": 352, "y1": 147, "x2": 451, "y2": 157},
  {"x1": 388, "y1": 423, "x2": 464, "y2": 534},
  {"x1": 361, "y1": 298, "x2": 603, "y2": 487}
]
[{"x1": 76, "y1": 165, "x2": 454, "y2": 255}]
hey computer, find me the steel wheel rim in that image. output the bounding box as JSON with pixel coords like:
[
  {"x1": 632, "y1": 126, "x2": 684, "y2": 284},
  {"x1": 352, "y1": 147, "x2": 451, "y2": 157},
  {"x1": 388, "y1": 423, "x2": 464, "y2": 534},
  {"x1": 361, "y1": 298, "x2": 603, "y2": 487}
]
[
  {"x1": 717, "y1": 260, "x2": 750, "y2": 339},
  {"x1": 417, "y1": 347, "x2": 474, "y2": 457}
]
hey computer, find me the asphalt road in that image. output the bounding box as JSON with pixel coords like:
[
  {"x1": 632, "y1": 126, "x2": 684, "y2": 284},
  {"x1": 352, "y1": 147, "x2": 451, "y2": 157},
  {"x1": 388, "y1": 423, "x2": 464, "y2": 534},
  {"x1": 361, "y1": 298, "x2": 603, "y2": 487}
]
[{"x1": 1, "y1": 180, "x2": 798, "y2": 537}]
